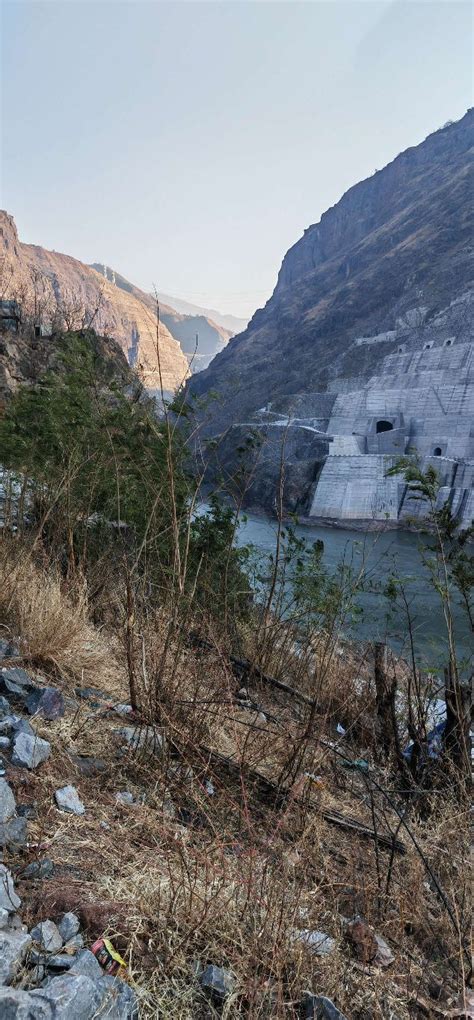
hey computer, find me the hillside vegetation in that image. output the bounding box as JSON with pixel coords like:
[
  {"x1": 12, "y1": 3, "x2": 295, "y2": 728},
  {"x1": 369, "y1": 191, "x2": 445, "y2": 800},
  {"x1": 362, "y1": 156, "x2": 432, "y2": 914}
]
[{"x1": 0, "y1": 331, "x2": 471, "y2": 1018}]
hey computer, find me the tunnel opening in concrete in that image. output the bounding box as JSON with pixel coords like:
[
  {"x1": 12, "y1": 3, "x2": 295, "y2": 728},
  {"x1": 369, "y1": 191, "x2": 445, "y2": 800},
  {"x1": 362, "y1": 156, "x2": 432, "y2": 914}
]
[
  {"x1": 433, "y1": 447, "x2": 442, "y2": 456},
  {"x1": 376, "y1": 420, "x2": 393, "y2": 434}
]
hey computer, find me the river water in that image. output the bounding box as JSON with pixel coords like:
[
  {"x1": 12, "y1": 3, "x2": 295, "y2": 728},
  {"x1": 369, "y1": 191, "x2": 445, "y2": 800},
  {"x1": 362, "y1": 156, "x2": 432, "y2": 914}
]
[{"x1": 234, "y1": 512, "x2": 472, "y2": 673}]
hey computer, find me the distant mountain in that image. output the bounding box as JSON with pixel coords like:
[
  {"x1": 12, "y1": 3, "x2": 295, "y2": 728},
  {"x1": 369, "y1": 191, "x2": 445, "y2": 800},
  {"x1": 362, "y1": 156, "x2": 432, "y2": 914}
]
[
  {"x1": 90, "y1": 266, "x2": 234, "y2": 372},
  {"x1": 0, "y1": 213, "x2": 189, "y2": 396},
  {"x1": 188, "y1": 111, "x2": 474, "y2": 529},
  {"x1": 157, "y1": 293, "x2": 248, "y2": 336}
]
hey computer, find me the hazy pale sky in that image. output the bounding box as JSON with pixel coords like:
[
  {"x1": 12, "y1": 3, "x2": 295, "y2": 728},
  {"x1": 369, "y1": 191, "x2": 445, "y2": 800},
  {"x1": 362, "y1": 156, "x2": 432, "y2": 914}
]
[{"x1": 1, "y1": 1, "x2": 472, "y2": 318}]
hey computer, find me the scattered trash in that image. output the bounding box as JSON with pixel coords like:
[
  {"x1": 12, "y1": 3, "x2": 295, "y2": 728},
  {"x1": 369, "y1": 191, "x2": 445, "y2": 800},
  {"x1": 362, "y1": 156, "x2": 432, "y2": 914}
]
[
  {"x1": 336, "y1": 723, "x2": 346, "y2": 736},
  {"x1": 204, "y1": 779, "x2": 215, "y2": 796},
  {"x1": 91, "y1": 937, "x2": 128, "y2": 976}
]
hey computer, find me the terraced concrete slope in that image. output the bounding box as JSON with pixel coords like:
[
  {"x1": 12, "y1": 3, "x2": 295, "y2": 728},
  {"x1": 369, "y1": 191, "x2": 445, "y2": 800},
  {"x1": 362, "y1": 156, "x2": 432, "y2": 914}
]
[
  {"x1": 188, "y1": 111, "x2": 474, "y2": 528},
  {"x1": 0, "y1": 213, "x2": 189, "y2": 395}
]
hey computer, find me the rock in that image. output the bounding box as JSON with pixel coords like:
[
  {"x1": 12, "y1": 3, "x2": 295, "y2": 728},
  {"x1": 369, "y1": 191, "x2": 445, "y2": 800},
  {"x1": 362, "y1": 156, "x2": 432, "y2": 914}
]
[
  {"x1": 100, "y1": 974, "x2": 139, "y2": 1018},
  {"x1": 301, "y1": 994, "x2": 349, "y2": 1020},
  {"x1": 119, "y1": 724, "x2": 165, "y2": 757},
  {"x1": 113, "y1": 703, "x2": 133, "y2": 716},
  {"x1": 256, "y1": 711, "x2": 267, "y2": 725},
  {"x1": 12, "y1": 731, "x2": 51, "y2": 769},
  {"x1": 373, "y1": 933, "x2": 395, "y2": 967},
  {"x1": 0, "y1": 907, "x2": 10, "y2": 928},
  {"x1": 0, "y1": 864, "x2": 21, "y2": 913},
  {"x1": 0, "y1": 667, "x2": 35, "y2": 701},
  {"x1": 0, "y1": 735, "x2": 11, "y2": 750},
  {"x1": 0, "y1": 928, "x2": 32, "y2": 983},
  {"x1": 115, "y1": 791, "x2": 134, "y2": 805},
  {"x1": 0, "y1": 695, "x2": 10, "y2": 716},
  {"x1": 0, "y1": 777, "x2": 16, "y2": 822},
  {"x1": 30, "y1": 919, "x2": 63, "y2": 953},
  {"x1": 69, "y1": 948, "x2": 104, "y2": 980},
  {"x1": 31, "y1": 973, "x2": 105, "y2": 1017},
  {"x1": 0, "y1": 814, "x2": 28, "y2": 850},
  {"x1": 237, "y1": 687, "x2": 248, "y2": 700},
  {"x1": 54, "y1": 786, "x2": 85, "y2": 815},
  {"x1": 70, "y1": 754, "x2": 106, "y2": 777},
  {"x1": 199, "y1": 963, "x2": 236, "y2": 1001},
  {"x1": 344, "y1": 916, "x2": 378, "y2": 963},
  {"x1": 64, "y1": 934, "x2": 84, "y2": 951},
  {"x1": 46, "y1": 953, "x2": 76, "y2": 971},
  {"x1": 22, "y1": 859, "x2": 54, "y2": 880},
  {"x1": 0, "y1": 985, "x2": 53, "y2": 1018},
  {"x1": 295, "y1": 929, "x2": 336, "y2": 956},
  {"x1": 26, "y1": 688, "x2": 65, "y2": 721},
  {"x1": 3, "y1": 714, "x2": 35, "y2": 737},
  {"x1": 58, "y1": 912, "x2": 81, "y2": 942}
]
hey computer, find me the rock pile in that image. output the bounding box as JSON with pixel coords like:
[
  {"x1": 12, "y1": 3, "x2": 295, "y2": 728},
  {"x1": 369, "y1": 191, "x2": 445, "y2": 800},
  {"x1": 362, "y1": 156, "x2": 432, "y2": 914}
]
[{"x1": 0, "y1": 649, "x2": 138, "y2": 1019}]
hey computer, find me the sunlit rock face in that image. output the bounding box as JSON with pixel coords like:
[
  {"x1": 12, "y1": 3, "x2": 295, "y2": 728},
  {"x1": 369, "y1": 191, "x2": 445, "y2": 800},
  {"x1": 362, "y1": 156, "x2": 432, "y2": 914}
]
[
  {"x1": 0, "y1": 213, "x2": 190, "y2": 395},
  {"x1": 188, "y1": 112, "x2": 474, "y2": 528}
]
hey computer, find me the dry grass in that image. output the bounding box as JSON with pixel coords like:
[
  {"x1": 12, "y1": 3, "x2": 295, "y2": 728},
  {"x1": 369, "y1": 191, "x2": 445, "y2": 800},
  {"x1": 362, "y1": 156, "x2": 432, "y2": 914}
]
[
  {"x1": 0, "y1": 535, "x2": 124, "y2": 693},
  {"x1": 1, "y1": 535, "x2": 470, "y2": 1018}
]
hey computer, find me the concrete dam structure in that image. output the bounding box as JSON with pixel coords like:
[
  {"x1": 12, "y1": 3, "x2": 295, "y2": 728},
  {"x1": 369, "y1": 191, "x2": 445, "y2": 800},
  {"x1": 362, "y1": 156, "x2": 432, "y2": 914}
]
[
  {"x1": 188, "y1": 113, "x2": 473, "y2": 530},
  {"x1": 252, "y1": 292, "x2": 473, "y2": 527}
]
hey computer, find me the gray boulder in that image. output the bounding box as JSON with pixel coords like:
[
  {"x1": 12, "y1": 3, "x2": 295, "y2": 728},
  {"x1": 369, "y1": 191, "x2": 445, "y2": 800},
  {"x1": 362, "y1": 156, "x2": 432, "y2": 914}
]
[
  {"x1": 31, "y1": 974, "x2": 105, "y2": 1018},
  {"x1": 69, "y1": 949, "x2": 103, "y2": 981},
  {"x1": 26, "y1": 688, "x2": 65, "y2": 721},
  {"x1": 0, "y1": 814, "x2": 28, "y2": 850},
  {"x1": 0, "y1": 735, "x2": 11, "y2": 750},
  {"x1": 12, "y1": 731, "x2": 51, "y2": 769},
  {"x1": 199, "y1": 964, "x2": 235, "y2": 1001},
  {"x1": 0, "y1": 778, "x2": 16, "y2": 822},
  {"x1": 0, "y1": 986, "x2": 53, "y2": 1018},
  {"x1": 22, "y1": 859, "x2": 54, "y2": 880},
  {"x1": 100, "y1": 974, "x2": 139, "y2": 1018},
  {"x1": 301, "y1": 994, "x2": 349, "y2": 1020},
  {"x1": 58, "y1": 912, "x2": 80, "y2": 942},
  {"x1": 119, "y1": 724, "x2": 165, "y2": 757},
  {"x1": 54, "y1": 786, "x2": 85, "y2": 815},
  {"x1": 1, "y1": 715, "x2": 35, "y2": 738},
  {"x1": 30, "y1": 919, "x2": 63, "y2": 953},
  {"x1": 70, "y1": 755, "x2": 106, "y2": 777},
  {"x1": 0, "y1": 667, "x2": 34, "y2": 701},
  {"x1": 0, "y1": 695, "x2": 10, "y2": 716},
  {"x1": 0, "y1": 928, "x2": 32, "y2": 983},
  {"x1": 0, "y1": 865, "x2": 21, "y2": 913},
  {"x1": 46, "y1": 953, "x2": 76, "y2": 971}
]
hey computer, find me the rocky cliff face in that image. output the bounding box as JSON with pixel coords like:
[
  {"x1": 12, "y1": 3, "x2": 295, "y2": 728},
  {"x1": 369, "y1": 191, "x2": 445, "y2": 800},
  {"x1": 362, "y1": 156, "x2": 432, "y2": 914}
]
[
  {"x1": 0, "y1": 214, "x2": 189, "y2": 395},
  {"x1": 188, "y1": 111, "x2": 474, "y2": 528},
  {"x1": 90, "y1": 264, "x2": 232, "y2": 372}
]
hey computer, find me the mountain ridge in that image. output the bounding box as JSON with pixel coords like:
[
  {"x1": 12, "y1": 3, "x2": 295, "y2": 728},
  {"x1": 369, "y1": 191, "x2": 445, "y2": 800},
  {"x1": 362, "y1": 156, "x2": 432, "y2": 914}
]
[{"x1": 187, "y1": 111, "x2": 474, "y2": 528}]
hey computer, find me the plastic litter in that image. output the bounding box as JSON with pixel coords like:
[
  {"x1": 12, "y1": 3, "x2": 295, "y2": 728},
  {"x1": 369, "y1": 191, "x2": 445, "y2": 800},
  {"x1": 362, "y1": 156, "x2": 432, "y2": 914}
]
[{"x1": 91, "y1": 937, "x2": 127, "y2": 977}]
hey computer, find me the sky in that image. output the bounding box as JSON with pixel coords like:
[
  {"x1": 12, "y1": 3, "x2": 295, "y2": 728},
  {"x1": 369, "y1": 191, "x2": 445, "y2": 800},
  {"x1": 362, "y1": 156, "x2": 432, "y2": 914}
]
[{"x1": 1, "y1": 0, "x2": 472, "y2": 319}]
